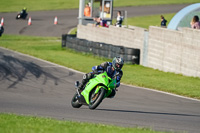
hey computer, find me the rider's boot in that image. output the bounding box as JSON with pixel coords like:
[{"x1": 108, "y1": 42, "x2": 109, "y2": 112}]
[
  {"x1": 107, "y1": 89, "x2": 116, "y2": 98},
  {"x1": 78, "y1": 78, "x2": 88, "y2": 92},
  {"x1": 78, "y1": 73, "x2": 94, "y2": 92}
]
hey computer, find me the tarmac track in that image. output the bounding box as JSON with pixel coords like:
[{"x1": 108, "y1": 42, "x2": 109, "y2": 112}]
[
  {"x1": 1, "y1": 4, "x2": 200, "y2": 133},
  {"x1": 0, "y1": 47, "x2": 200, "y2": 133}
]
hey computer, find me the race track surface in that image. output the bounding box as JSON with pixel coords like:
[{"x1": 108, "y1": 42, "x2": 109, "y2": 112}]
[
  {"x1": 0, "y1": 4, "x2": 189, "y2": 37},
  {"x1": 1, "y1": 4, "x2": 200, "y2": 133},
  {"x1": 0, "y1": 48, "x2": 200, "y2": 133}
]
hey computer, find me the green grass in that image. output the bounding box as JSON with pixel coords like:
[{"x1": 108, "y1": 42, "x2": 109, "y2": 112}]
[
  {"x1": 69, "y1": 27, "x2": 77, "y2": 35},
  {"x1": 113, "y1": 0, "x2": 200, "y2": 7},
  {"x1": 0, "y1": 0, "x2": 79, "y2": 12},
  {"x1": 0, "y1": 0, "x2": 200, "y2": 12},
  {"x1": 0, "y1": 113, "x2": 167, "y2": 133},
  {"x1": 127, "y1": 13, "x2": 175, "y2": 29},
  {"x1": 0, "y1": 34, "x2": 200, "y2": 99}
]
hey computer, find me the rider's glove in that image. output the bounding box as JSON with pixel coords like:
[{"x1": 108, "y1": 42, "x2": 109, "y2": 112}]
[
  {"x1": 94, "y1": 70, "x2": 103, "y2": 74},
  {"x1": 92, "y1": 66, "x2": 104, "y2": 74}
]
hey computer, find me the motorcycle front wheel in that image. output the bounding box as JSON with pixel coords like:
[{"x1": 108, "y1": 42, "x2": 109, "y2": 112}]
[
  {"x1": 16, "y1": 15, "x2": 20, "y2": 19},
  {"x1": 71, "y1": 92, "x2": 82, "y2": 108},
  {"x1": 89, "y1": 87, "x2": 106, "y2": 110}
]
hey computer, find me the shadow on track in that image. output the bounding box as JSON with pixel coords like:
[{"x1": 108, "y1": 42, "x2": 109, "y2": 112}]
[
  {"x1": 0, "y1": 52, "x2": 59, "y2": 88},
  {"x1": 97, "y1": 108, "x2": 200, "y2": 117}
]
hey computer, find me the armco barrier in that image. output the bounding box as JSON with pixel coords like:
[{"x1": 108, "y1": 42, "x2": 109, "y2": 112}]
[{"x1": 62, "y1": 35, "x2": 140, "y2": 64}]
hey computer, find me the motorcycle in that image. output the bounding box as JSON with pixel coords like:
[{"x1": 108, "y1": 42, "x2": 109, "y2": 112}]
[
  {"x1": 16, "y1": 11, "x2": 28, "y2": 19},
  {"x1": 71, "y1": 71, "x2": 117, "y2": 110}
]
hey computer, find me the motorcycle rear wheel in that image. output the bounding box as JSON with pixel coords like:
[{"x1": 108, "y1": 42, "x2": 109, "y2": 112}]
[
  {"x1": 89, "y1": 87, "x2": 106, "y2": 110},
  {"x1": 71, "y1": 92, "x2": 82, "y2": 108}
]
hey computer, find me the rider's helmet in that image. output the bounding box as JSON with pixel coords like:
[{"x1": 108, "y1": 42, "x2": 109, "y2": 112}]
[
  {"x1": 112, "y1": 57, "x2": 124, "y2": 71},
  {"x1": 23, "y1": 7, "x2": 27, "y2": 10}
]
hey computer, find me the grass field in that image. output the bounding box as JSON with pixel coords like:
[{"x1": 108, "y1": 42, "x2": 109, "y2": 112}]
[
  {"x1": 127, "y1": 13, "x2": 175, "y2": 29},
  {"x1": 0, "y1": 113, "x2": 167, "y2": 133},
  {"x1": 0, "y1": 34, "x2": 200, "y2": 99},
  {"x1": 111, "y1": 13, "x2": 175, "y2": 29},
  {"x1": 0, "y1": 0, "x2": 199, "y2": 12}
]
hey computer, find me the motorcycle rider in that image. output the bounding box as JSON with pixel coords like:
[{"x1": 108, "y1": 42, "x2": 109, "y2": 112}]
[
  {"x1": 21, "y1": 7, "x2": 27, "y2": 16},
  {"x1": 78, "y1": 56, "x2": 124, "y2": 98},
  {"x1": 16, "y1": 7, "x2": 28, "y2": 19}
]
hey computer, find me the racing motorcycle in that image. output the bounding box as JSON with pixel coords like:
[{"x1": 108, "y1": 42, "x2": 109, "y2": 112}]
[
  {"x1": 16, "y1": 10, "x2": 28, "y2": 19},
  {"x1": 71, "y1": 71, "x2": 117, "y2": 110}
]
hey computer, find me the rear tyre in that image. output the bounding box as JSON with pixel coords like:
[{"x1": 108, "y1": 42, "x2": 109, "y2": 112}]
[
  {"x1": 71, "y1": 92, "x2": 82, "y2": 108},
  {"x1": 89, "y1": 87, "x2": 106, "y2": 110}
]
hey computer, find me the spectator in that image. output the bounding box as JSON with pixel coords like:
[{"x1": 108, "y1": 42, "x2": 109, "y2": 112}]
[
  {"x1": 93, "y1": 17, "x2": 108, "y2": 28},
  {"x1": 161, "y1": 15, "x2": 167, "y2": 28},
  {"x1": 84, "y1": 3, "x2": 91, "y2": 17},
  {"x1": 190, "y1": 15, "x2": 200, "y2": 29},
  {"x1": 115, "y1": 11, "x2": 123, "y2": 27},
  {"x1": 100, "y1": 19, "x2": 108, "y2": 28},
  {"x1": 93, "y1": 17, "x2": 101, "y2": 27},
  {"x1": 0, "y1": 24, "x2": 4, "y2": 37}
]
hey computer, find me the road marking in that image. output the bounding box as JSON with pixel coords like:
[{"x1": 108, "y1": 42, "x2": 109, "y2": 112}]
[
  {"x1": 122, "y1": 83, "x2": 200, "y2": 102},
  {"x1": 1, "y1": 47, "x2": 200, "y2": 102},
  {"x1": 40, "y1": 66, "x2": 66, "y2": 68}
]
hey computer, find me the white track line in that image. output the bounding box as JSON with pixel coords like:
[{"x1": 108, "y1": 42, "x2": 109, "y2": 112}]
[
  {"x1": 1, "y1": 47, "x2": 200, "y2": 102},
  {"x1": 122, "y1": 83, "x2": 200, "y2": 102}
]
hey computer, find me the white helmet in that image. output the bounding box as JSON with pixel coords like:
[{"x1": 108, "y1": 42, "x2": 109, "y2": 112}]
[{"x1": 112, "y1": 57, "x2": 124, "y2": 70}]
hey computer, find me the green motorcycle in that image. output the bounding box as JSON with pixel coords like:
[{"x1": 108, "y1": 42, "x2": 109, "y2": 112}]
[{"x1": 71, "y1": 71, "x2": 117, "y2": 110}]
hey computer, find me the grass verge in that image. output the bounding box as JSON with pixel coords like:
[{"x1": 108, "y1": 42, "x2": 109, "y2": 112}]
[
  {"x1": 0, "y1": 113, "x2": 168, "y2": 133},
  {"x1": 0, "y1": 0, "x2": 199, "y2": 12},
  {"x1": 0, "y1": 34, "x2": 200, "y2": 99},
  {"x1": 127, "y1": 13, "x2": 175, "y2": 29}
]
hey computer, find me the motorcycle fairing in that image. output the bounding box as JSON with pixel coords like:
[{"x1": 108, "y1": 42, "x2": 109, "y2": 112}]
[{"x1": 81, "y1": 72, "x2": 115, "y2": 104}]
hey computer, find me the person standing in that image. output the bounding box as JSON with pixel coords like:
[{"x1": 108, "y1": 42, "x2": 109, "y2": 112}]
[
  {"x1": 115, "y1": 11, "x2": 123, "y2": 27},
  {"x1": 84, "y1": 3, "x2": 91, "y2": 17},
  {"x1": 161, "y1": 15, "x2": 167, "y2": 28},
  {"x1": 190, "y1": 15, "x2": 200, "y2": 29}
]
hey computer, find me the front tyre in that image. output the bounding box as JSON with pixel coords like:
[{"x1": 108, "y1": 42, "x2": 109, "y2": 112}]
[
  {"x1": 71, "y1": 92, "x2": 82, "y2": 108},
  {"x1": 89, "y1": 87, "x2": 106, "y2": 110},
  {"x1": 16, "y1": 15, "x2": 20, "y2": 19}
]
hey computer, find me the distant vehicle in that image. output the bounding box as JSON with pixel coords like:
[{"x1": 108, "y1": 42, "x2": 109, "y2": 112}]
[{"x1": 16, "y1": 8, "x2": 28, "y2": 19}]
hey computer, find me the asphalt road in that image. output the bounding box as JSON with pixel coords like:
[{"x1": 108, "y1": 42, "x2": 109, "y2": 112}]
[
  {"x1": 1, "y1": 3, "x2": 200, "y2": 133},
  {"x1": 0, "y1": 47, "x2": 200, "y2": 133},
  {"x1": 0, "y1": 4, "x2": 190, "y2": 37}
]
